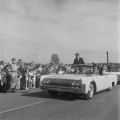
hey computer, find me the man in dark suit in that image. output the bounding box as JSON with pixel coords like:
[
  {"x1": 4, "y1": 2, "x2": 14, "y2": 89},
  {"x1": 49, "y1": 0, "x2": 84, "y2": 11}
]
[
  {"x1": 73, "y1": 53, "x2": 84, "y2": 65},
  {"x1": 73, "y1": 53, "x2": 85, "y2": 73}
]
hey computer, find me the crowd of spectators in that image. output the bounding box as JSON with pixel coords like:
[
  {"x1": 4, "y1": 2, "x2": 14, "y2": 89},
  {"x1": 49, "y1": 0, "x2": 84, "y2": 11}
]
[{"x1": 0, "y1": 58, "x2": 77, "y2": 93}]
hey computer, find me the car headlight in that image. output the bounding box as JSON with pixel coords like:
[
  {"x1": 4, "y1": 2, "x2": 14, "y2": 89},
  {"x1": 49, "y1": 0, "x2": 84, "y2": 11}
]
[
  {"x1": 42, "y1": 79, "x2": 50, "y2": 84},
  {"x1": 71, "y1": 79, "x2": 82, "y2": 87}
]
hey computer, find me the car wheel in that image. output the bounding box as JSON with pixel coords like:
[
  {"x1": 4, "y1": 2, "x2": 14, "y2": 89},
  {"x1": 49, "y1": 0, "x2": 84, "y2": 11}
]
[
  {"x1": 48, "y1": 90, "x2": 58, "y2": 97},
  {"x1": 85, "y1": 83, "x2": 94, "y2": 100}
]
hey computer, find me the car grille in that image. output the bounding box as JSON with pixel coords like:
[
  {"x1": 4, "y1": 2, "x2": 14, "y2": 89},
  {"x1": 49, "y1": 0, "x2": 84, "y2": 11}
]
[{"x1": 42, "y1": 78, "x2": 74, "y2": 87}]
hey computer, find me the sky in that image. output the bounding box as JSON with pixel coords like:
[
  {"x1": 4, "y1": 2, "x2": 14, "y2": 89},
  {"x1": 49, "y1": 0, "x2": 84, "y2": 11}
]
[{"x1": 0, "y1": 0, "x2": 119, "y2": 63}]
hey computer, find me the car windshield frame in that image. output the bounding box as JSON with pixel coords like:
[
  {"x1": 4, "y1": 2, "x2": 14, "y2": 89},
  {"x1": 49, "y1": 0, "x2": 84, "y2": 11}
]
[{"x1": 64, "y1": 64, "x2": 95, "y2": 74}]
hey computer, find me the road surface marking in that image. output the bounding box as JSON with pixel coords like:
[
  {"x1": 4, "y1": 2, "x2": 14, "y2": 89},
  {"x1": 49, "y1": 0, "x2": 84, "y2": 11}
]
[{"x1": 0, "y1": 100, "x2": 47, "y2": 114}]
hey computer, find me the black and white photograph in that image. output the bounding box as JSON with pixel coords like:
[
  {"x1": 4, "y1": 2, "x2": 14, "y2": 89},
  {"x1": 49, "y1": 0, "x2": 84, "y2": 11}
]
[{"x1": 0, "y1": 0, "x2": 119, "y2": 120}]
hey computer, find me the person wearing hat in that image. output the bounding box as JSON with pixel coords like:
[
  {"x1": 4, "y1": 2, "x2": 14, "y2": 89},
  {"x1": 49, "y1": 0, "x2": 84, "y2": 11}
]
[
  {"x1": 10, "y1": 58, "x2": 19, "y2": 92},
  {"x1": 17, "y1": 59, "x2": 22, "y2": 67}
]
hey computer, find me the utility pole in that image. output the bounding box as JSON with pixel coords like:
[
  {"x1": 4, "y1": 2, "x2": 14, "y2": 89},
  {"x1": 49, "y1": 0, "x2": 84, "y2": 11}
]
[{"x1": 107, "y1": 51, "x2": 109, "y2": 64}]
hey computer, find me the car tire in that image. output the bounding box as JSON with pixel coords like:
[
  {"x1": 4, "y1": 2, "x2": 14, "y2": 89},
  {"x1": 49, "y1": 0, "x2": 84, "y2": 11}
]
[
  {"x1": 85, "y1": 83, "x2": 94, "y2": 100},
  {"x1": 48, "y1": 90, "x2": 58, "y2": 97}
]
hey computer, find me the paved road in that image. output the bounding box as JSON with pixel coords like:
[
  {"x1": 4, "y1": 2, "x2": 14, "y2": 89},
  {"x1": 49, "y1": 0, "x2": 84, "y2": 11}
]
[{"x1": 0, "y1": 85, "x2": 120, "y2": 120}]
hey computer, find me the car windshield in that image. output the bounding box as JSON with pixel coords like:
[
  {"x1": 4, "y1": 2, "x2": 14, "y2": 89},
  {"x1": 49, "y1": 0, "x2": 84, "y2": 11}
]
[{"x1": 65, "y1": 65, "x2": 95, "y2": 74}]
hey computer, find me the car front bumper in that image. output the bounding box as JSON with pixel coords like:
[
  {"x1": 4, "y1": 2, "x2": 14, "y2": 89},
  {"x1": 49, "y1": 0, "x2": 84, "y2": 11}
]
[{"x1": 40, "y1": 84, "x2": 86, "y2": 94}]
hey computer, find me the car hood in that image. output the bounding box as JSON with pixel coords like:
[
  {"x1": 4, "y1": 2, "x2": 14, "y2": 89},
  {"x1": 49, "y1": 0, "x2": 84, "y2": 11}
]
[{"x1": 41, "y1": 74, "x2": 93, "y2": 81}]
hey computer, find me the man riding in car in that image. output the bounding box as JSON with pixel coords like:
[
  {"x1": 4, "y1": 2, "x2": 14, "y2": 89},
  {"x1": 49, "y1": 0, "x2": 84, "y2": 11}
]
[
  {"x1": 73, "y1": 53, "x2": 84, "y2": 65},
  {"x1": 73, "y1": 53, "x2": 85, "y2": 73}
]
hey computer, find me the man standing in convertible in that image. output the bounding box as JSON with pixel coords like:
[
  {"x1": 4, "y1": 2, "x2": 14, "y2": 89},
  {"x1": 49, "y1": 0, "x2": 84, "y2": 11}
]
[
  {"x1": 73, "y1": 52, "x2": 85, "y2": 65},
  {"x1": 73, "y1": 53, "x2": 85, "y2": 73}
]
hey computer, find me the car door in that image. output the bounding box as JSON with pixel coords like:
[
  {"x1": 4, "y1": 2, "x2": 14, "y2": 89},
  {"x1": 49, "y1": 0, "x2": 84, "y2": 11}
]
[{"x1": 93, "y1": 75, "x2": 109, "y2": 92}]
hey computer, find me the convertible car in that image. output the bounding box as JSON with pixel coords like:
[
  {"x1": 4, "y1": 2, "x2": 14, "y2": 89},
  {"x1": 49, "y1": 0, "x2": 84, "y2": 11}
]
[{"x1": 40, "y1": 65, "x2": 117, "y2": 99}]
